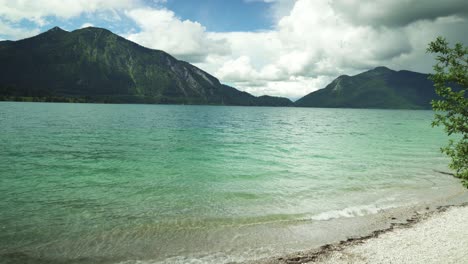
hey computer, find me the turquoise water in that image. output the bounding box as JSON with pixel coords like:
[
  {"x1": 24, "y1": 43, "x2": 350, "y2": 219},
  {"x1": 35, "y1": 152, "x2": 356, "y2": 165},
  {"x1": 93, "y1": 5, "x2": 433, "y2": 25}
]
[{"x1": 0, "y1": 102, "x2": 463, "y2": 263}]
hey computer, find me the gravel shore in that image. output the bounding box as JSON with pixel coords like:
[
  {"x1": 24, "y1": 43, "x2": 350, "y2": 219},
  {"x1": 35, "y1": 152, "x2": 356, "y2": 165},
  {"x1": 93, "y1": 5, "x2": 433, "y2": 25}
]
[
  {"x1": 256, "y1": 204, "x2": 468, "y2": 264},
  {"x1": 315, "y1": 205, "x2": 468, "y2": 264}
]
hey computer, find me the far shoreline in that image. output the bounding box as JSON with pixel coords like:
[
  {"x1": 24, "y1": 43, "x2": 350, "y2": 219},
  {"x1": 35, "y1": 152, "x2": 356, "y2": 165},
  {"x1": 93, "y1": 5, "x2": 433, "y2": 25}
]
[{"x1": 0, "y1": 99, "x2": 436, "y2": 111}]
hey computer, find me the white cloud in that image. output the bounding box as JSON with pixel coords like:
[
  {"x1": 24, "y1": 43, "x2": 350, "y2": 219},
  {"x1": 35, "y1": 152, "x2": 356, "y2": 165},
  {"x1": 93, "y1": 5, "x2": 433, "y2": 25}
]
[
  {"x1": 125, "y1": 8, "x2": 230, "y2": 62},
  {"x1": 1, "y1": 0, "x2": 467, "y2": 99},
  {"x1": 0, "y1": 0, "x2": 141, "y2": 25},
  {"x1": 190, "y1": 0, "x2": 404, "y2": 98},
  {"x1": 192, "y1": 0, "x2": 468, "y2": 99},
  {"x1": 80, "y1": 22, "x2": 94, "y2": 28}
]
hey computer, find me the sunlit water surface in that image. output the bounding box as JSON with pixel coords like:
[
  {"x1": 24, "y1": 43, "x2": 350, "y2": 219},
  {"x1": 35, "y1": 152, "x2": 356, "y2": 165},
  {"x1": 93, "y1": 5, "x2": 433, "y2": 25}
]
[{"x1": 0, "y1": 102, "x2": 464, "y2": 263}]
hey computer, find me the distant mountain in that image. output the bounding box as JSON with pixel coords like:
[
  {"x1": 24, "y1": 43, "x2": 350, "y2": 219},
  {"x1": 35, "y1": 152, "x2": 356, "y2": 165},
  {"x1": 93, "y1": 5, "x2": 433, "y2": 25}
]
[
  {"x1": 295, "y1": 66, "x2": 437, "y2": 109},
  {"x1": 0, "y1": 26, "x2": 292, "y2": 106}
]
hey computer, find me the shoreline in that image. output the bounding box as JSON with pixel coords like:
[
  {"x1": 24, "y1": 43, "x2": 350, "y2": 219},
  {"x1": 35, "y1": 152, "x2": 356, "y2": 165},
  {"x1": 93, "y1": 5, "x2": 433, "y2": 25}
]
[
  {"x1": 1, "y1": 189, "x2": 466, "y2": 264},
  {"x1": 254, "y1": 202, "x2": 468, "y2": 264}
]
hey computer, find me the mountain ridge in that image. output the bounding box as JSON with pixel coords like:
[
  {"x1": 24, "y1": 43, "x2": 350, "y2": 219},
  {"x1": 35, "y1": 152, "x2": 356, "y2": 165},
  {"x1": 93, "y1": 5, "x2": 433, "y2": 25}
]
[
  {"x1": 0, "y1": 26, "x2": 440, "y2": 109},
  {"x1": 0, "y1": 26, "x2": 293, "y2": 106},
  {"x1": 295, "y1": 66, "x2": 437, "y2": 109}
]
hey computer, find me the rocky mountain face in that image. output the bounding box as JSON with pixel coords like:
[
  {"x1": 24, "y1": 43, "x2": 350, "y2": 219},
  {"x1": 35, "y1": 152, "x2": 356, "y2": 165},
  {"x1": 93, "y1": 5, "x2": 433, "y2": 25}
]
[
  {"x1": 295, "y1": 67, "x2": 437, "y2": 109},
  {"x1": 0, "y1": 27, "x2": 293, "y2": 106}
]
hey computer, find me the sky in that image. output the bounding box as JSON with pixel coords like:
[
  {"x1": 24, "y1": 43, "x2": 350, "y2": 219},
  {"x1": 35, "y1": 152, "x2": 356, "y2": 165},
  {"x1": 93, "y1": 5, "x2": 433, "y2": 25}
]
[{"x1": 0, "y1": 0, "x2": 467, "y2": 99}]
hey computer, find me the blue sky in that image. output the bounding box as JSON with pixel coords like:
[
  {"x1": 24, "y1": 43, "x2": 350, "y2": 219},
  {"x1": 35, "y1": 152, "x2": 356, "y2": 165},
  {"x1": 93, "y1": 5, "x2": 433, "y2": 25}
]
[
  {"x1": 163, "y1": 0, "x2": 273, "y2": 32},
  {"x1": 0, "y1": 0, "x2": 467, "y2": 99}
]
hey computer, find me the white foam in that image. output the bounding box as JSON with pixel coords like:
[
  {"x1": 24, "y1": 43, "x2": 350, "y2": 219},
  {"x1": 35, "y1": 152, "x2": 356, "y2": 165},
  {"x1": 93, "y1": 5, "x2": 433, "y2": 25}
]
[{"x1": 308, "y1": 203, "x2": 397, "y2": 221}]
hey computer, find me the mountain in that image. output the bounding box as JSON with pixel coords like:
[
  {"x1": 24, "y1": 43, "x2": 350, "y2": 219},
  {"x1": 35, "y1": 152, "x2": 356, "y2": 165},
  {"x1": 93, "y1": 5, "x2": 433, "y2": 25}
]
[
  {"x1": 295, "y1": 66, "x2": 437, "y2": 109},
  {"x1": 0, "y1": 26, "x2": 293, "y2": 106}
]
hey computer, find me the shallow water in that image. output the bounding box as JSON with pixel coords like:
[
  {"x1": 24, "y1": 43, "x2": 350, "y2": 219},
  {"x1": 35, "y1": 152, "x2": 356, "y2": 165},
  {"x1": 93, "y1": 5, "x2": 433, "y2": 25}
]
[{"x1": 0, "y1": 102, "x2": 463, "y2": 263}]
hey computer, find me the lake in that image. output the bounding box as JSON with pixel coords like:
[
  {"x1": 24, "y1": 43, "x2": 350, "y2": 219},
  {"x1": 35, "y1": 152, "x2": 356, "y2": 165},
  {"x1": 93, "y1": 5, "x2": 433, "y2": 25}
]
[{"x1": 0, "y1": 102, "x2": 464, "y2": 263}]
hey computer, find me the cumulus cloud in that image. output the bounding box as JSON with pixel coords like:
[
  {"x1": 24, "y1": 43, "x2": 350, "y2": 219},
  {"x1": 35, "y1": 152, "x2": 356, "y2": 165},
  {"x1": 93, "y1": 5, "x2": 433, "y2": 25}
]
[
  {"x1": 1, "y1": 0, "x2": 467, "y2": 99},
  {"x1": 198, "y1": 0, "x2": 412, "y2": 98},
  {"x1": 0, "y1": 0, "x2": 140, "y2": 25},
  {"x1": 193, "y1": 0, "x2": 468, "y2": 98},
  {"x1": 124, "y1": 8, "x2": 230, "y2": 62}
]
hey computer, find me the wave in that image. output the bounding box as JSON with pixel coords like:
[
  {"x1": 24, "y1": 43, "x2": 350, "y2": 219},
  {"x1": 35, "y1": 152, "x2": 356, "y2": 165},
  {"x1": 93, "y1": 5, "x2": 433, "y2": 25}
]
[{"x1": 307, "y1": 203, "x2": 398, "y2": 221}]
